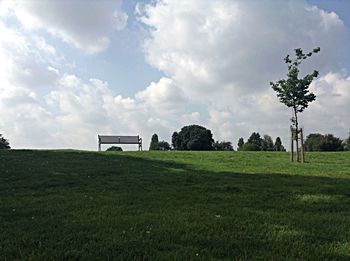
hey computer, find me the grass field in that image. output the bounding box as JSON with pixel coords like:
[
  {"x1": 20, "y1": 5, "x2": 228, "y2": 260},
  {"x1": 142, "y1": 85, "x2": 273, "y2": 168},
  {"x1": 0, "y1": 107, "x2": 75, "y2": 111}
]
[{"x1": 1, "y1": 150, "x2": 350, "y2": 260}]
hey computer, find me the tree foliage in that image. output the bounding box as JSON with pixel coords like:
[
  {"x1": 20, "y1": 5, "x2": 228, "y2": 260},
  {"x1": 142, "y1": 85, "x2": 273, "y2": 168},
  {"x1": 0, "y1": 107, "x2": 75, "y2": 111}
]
[
  {"x1": 157, "y1": 141, "x2": 171, "y2": 151},
  {"x1": 240, "y1": 133, "x2": 285, "y2": 152},
  {"x1": 213, "y1": 141, "x2": 233, "y2": 151},
  {"x1": 149, "y1": 134, "x2": 159, "y2": 150},
  {"x1": 274, "y1": 137, "x2": 285, "y2": 151},
  {"x1": 270, "y1": 47, "x2": 320, "y2": 116},
  {"x1": 171, "y1": 125, "x2": 214, "y2": 150},
  {"x1": 346, "y1": 132, "x2": 350, "y2": 151},
  {"x1": 0, "y1": 134, "x2": 10, "y2": 150},
  {"x1": 149, "y1": 133, "x2": 171, "y2": 151},
  {"x1": 305, "y1": 133, "x2": 344, "y2": 152},
  {"x1": 171, "y1": 132, "x2": 181, "y2": 150},
  {"x1": 261, "y1": 135, "x2": 274, "y2": 151},
  {"x1": 237, "y1": 138, "x2": 244, "y2": 151},
  {"x1": 245, "y1": 132, "x2": 262, "y2": 151}
]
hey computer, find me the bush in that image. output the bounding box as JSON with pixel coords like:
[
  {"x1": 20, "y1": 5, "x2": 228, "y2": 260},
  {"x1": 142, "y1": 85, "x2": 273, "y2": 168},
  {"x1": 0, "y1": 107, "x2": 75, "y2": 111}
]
[
  {"x1": 0, "y1": 134, "x2": 10, "y2": 150},
  {"x1": 241, "y1": 142, "x2": 260, "y2": 151},
  {"x1": 172, "y1": 125, "x2": 214, "y2": 150},
  {"x1": 106, "y1": 146, "x2": 123, "y2": 151},
  {"x1": 157, "y1": 141, "x2": 171, "y2": 151}
]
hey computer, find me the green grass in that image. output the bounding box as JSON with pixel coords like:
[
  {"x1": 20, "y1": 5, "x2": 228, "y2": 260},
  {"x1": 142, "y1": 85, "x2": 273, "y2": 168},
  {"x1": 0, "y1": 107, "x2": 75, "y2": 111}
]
[{"x1": 1, "y1": 150, "x2": 350, "y2": 260}]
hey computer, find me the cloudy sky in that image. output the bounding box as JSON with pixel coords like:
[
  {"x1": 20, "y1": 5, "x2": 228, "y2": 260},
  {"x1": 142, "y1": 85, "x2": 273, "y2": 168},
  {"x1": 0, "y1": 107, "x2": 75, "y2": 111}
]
[{"x1": 0, "y1": 0, "x2": 349, "y2": 150}]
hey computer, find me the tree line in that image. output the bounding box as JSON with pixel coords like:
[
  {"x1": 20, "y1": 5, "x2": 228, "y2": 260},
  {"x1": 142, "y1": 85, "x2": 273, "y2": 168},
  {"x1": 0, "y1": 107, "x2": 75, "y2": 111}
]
[
  {"x1": 237, "y1": 133, "x2": 285, "y2": 151},
  {"x1": 148, "y1": 125, "x2": 350, "y2": 152}
]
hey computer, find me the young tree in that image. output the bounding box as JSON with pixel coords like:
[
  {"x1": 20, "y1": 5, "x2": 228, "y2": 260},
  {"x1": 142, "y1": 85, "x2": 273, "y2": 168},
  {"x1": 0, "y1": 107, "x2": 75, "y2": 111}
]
[
  {"x1": 270, "y1": 47, "x2": 320, "y2": 162},
  {"x1": 0, "y1": 134, "x2": 10, "y2": 150},
  {"x1": 237, "y1": 137, "x2": 244, "y2": 151},
  {"x1": 149, "y1": 134, "x2": 159, "y2": 150}
]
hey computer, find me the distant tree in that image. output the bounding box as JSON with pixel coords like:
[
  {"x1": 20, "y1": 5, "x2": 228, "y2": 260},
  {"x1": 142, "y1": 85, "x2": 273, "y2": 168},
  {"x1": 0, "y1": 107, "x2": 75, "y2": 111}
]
[
  {"x1": 149, "y1": 134, "x2": 159, "y2": 150},
  {"x1": 172, "y1": 125, "x2": 214, "y2": 150},
  {"x1": 270, "y1": 47, "x2": 320, "y2": 161},
  {"x1": 274, "y1": 137, "x2": 286, "y2": 151},
  {"x1": 171, "y1": 132, "x2": 181, "y2": 150},
  {"x1": 261, "y1": 135, "x2": 274, "y2": 151},
  {"x1": 240, "y1": 132, "x2": 262, "y2": 151},
  {"x1": 237, "y1": 137, "x2": 244, "y2": 151},
  {"x1": 213, "y1": 141, "x2": 234, "y2": 151},
  {"x1": 305, "y1": 133, "x2": 324, "y2": 151},
  {"x1": 320, "y1": 134, "x2": 344, "y2": 151},
  {"x1": 157, "y1": 141, "x2": 171, "y2": 151},
  {"x1": 106, "y1": 146, "x2": 123, "y2": 151},
  {"x1": 305, "y1": 133, "x2": 344, "y2": 151},
  {"x1": 345, "y1": 131, "x2": 350, "y2": 151},
  {"x1": 0, "y1": 134, "x2": 10, "y2": 150},
  {"x1": 245, "y1": 132, "x2": 262, "y2": 151}
]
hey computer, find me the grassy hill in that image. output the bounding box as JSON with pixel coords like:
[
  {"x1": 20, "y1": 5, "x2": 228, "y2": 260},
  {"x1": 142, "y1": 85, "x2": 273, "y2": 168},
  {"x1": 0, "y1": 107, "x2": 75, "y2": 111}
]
[{"x1": 1, "y1": 150, "x2": 350, "y2": 260}]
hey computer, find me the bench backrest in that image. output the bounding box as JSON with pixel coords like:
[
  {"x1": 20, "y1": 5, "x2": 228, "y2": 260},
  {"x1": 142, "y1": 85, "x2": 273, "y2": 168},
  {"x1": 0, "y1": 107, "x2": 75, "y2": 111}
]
[{"x1": 98, "y1": 135, "x2": 140, "y2": 144}]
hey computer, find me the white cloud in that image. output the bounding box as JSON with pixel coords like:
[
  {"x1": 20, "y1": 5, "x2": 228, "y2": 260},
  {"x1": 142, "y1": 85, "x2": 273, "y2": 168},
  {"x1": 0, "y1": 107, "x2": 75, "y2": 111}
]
[
  {"x1": 10, "y1": 0, "x2": 128, "y2": 54},
  {"x1": 136, "y1": 77, "x2": 187, "y2": 113}
]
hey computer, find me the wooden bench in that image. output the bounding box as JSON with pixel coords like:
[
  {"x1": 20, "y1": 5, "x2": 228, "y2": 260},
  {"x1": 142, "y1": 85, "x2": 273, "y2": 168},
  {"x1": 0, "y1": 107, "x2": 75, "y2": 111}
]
[{"x1": 98, "y1": 135, "x2": 142, "y2": 151}]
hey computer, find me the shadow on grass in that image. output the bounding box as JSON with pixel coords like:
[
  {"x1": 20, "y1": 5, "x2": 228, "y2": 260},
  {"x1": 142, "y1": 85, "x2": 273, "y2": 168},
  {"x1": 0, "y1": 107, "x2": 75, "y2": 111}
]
[{"x1": 1, "y1": 150, "x2": 350, "y2": 260}]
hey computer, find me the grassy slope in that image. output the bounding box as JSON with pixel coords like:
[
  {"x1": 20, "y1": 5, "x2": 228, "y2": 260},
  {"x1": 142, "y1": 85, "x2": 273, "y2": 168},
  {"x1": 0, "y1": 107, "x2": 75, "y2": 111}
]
[{"x1": 0, "y1": 150, "x2": 350, "y2": 260}]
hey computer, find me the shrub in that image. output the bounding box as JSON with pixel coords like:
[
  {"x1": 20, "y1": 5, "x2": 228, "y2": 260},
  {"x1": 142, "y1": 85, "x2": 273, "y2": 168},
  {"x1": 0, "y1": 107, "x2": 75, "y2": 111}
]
[
  {"x1": 0, "y1": 134, "x2": 10, "y2": 150},
  {"x1": 106, "y1": 146, "x2": 123, "y2": 151}
]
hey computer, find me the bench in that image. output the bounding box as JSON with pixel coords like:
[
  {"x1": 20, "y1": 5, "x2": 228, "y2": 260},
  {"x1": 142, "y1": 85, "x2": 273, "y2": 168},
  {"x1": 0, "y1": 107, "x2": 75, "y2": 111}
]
[{"x1": 98, "y1": 135, "x2": 142, "y2": 151}]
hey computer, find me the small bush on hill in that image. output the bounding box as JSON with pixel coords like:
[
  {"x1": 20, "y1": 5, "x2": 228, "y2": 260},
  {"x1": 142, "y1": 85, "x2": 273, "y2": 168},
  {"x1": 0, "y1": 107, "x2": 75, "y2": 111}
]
[
  {"x1": 106, "y1": 146, "x2": 123, "y2": 151},
  {"x1": 0, "y1": 134, "x2": 10, "y2": 150},
  {"x1": 157, "y1": 141, "x2": 171, "y2": 151}
]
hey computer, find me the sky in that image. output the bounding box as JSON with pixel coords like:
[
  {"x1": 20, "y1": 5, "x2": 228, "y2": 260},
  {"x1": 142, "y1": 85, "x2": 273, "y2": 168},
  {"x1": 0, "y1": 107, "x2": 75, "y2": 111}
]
[{"x1": 0, "y1": 0, "x2": 349, "y2": 150}]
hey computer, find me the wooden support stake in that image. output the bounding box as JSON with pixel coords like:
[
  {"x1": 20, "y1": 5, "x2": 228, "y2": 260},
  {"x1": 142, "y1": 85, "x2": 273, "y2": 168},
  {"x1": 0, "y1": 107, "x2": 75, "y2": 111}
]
[
  {"x1": 290, "y1": 127, "x2": 294, "y2": 162},
  {"x1": 300, "y1": 128, "x2": 305, "y2": 163}
]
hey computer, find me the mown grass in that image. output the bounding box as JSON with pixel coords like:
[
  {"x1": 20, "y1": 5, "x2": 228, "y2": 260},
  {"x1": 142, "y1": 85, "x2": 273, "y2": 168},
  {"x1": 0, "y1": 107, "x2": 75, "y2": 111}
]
[{"x1": 0, "y1": 150, "x2": 350, "y2": 260}]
